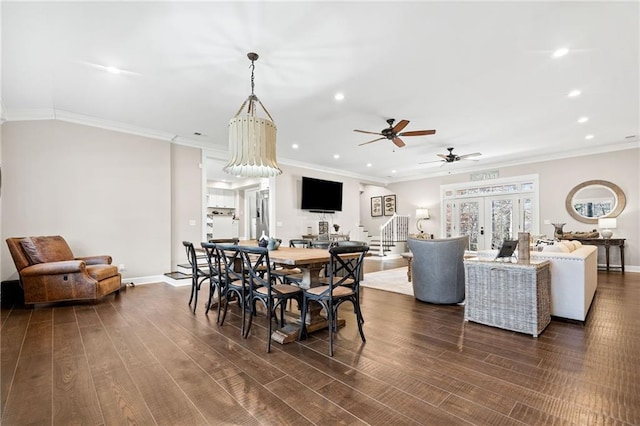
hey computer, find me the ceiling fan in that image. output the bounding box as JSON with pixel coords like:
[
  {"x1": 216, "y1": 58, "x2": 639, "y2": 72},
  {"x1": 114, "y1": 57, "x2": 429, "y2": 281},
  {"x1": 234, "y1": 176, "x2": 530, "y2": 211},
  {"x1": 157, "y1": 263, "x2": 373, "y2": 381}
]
[
  {"x1": 355, "y1": 118, "x2": 436, "y2": 148},
  {"x1": 420, "y1": 147, "x2": 482, "y2": 165}
]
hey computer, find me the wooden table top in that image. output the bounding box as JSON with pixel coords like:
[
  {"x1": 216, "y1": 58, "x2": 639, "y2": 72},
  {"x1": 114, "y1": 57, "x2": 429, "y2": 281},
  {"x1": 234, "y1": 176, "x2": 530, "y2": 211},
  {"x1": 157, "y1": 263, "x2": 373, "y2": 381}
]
[
  {"x1": 233, "y1": 241, "x2": 362, "y2": 267},
  {"x1": 266, "y1": 247, "x2": 340, "y2": 266}
]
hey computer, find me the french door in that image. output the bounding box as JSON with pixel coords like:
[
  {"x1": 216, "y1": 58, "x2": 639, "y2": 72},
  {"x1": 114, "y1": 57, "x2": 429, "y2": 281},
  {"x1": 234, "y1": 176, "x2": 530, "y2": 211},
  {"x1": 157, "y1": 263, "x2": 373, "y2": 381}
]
[{"x1": 443, "y1": 176, "x2": 538, "y2": 251}]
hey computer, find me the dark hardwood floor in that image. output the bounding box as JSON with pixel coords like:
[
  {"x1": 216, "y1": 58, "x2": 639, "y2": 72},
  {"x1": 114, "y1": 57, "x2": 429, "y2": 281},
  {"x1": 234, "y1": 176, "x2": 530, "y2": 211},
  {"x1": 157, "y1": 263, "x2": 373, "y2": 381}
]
[{"x1": 2, "y1": 258, "x2": 639, "y2": 425}]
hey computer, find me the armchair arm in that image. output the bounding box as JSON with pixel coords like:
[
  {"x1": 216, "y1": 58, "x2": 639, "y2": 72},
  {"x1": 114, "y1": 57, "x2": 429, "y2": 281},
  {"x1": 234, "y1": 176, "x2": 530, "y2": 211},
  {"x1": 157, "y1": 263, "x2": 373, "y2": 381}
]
[
  {"x1": 76, "y1": 255, "x2": 112, "y2": 265},
  {"x1": 21, "y1": 260, "x2": 86, "y2": 277}
]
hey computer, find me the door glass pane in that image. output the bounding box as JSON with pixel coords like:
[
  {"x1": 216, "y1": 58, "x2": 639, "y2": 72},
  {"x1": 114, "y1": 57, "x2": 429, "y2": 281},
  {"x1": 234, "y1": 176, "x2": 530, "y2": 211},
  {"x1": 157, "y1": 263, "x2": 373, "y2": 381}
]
[
  {"x1": 445, "y1": 202, "x2": 453, "y2": 237},
  {"x1": 491, "y1": 199, "x2": 513, "y2": 249},
  {"x1": 522, "y1": 197, "x2": 533, "y2": 233},
  {"x1": 459, "y1": 201, "x2": 480, "y2": 251}
]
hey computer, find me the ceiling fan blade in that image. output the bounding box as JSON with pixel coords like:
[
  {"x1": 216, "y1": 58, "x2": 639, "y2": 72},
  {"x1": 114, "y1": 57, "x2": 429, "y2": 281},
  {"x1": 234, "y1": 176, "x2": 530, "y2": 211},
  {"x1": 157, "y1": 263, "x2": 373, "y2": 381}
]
[
  {"x1": 418, "y1": 159, "x2": 443, "y2": 165},
  {"x1": 391, "y1": 119, "x2": 410, "y2": 133},
  {"x1": 392, "y1": 137, "x2": 406, "y2": 148},
  {"x1": 458, "y1": 152, "x2": 482, "y2": 159},
  {"x1": 358, "y1": 137, "x2": 386, "y2": 146},
  {"x1": 399, "y1": 129, "x2": 437, "y2": 137},
  {"x1": 354, "y1": 129, "x2": 383, "y2": 136},
  {"x1": 437, "y1": 154, "x2": 448, "y2": 159}
]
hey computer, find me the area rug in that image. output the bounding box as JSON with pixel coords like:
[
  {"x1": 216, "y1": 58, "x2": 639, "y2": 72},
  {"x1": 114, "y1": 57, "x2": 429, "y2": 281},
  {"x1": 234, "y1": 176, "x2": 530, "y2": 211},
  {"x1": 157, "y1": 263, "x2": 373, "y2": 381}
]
[{"x1": 361, "y1": 267, "x2": 414, "y2": 296}]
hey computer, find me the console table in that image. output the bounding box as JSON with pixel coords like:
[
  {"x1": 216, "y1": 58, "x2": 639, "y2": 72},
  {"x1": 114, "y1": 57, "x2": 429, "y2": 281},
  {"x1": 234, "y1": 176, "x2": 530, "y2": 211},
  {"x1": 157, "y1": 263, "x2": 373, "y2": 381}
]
[
  {"x1": 464, "y1": 259, "x2": 551, "y2": 337},
  {"x1": 563, "y1": 237, "x2": 625, "y2": 272}
]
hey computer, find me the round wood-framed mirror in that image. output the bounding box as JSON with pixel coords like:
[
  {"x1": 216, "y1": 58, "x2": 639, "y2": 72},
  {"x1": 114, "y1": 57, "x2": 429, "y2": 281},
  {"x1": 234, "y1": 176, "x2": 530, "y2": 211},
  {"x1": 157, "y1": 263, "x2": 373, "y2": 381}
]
[{"x1": 565, "y1": 180, "x2": 626, "y2": 224}]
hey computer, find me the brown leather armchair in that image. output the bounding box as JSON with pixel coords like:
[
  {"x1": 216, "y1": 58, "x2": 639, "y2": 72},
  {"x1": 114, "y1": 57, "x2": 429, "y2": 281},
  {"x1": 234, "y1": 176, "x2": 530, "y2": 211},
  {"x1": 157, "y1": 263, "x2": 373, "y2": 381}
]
[{"x1": 6, "y1": 235, "x2": 122, "y2": 305}]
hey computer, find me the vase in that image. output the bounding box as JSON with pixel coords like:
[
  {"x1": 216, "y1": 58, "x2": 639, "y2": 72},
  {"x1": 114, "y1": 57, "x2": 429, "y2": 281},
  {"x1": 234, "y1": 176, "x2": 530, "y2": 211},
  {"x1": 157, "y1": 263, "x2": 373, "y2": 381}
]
[{"x1": 551, "y1": 223, "x2": 566, "y2": 239}]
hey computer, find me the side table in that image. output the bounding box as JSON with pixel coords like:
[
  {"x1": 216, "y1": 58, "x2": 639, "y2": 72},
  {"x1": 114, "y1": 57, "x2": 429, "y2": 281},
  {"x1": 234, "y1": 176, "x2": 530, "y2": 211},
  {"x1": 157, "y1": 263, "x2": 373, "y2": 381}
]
[
  {"x1": 464, "y1": 259, "x2": 551, "y2": 337},
  {"x1": 563, "y1": 237, "x2": 625, "y2": 272},
  {"x1": 401, "y1": 252, "x2": 413, "y2": 281}
]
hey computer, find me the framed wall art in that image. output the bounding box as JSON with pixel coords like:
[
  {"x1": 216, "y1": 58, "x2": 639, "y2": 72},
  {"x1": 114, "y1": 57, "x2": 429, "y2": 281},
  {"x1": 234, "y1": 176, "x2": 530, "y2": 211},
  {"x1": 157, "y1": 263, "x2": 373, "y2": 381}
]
[
  {"x1": 371, "y1": 196, "x2": 382, "y2": 217},
  {"x1": 383, "y1": 194, "x2": 396, "y2": 216}
]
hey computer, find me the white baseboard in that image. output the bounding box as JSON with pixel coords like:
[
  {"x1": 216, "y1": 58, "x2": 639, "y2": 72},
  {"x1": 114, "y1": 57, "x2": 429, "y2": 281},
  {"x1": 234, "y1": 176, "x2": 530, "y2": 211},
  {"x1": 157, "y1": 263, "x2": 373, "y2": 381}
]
[{"x1": 122, "y1": 275, "x2": 191, "y2": 287}]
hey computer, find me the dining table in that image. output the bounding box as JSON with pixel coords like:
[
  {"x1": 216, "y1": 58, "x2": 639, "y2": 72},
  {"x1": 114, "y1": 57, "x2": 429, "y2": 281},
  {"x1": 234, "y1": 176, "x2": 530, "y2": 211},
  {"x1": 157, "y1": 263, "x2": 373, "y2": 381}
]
[{"x1": 236, "y1": 242, "x2": 364, "y2": 341}]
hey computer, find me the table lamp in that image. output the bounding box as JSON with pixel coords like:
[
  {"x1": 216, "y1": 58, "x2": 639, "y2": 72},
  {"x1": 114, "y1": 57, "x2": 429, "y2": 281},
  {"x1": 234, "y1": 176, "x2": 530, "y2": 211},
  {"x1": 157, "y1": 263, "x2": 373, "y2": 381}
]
[
  {"x1": 598, "y1": 217, "x2": 617, "y2": 238},
  {"x1": 416, "y1": 208, "x2": 430, "y2": 232}
]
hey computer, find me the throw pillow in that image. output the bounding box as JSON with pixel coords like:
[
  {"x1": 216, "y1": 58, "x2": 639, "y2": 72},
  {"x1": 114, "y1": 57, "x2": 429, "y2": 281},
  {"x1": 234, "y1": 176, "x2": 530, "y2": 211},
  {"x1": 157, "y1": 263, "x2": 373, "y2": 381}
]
[
  {"x1": 20, "y1": 238, "x2": 43, "y2": 264},
  {"x1": 543, "y1": 244, "x2": 570, "y2": 253}
]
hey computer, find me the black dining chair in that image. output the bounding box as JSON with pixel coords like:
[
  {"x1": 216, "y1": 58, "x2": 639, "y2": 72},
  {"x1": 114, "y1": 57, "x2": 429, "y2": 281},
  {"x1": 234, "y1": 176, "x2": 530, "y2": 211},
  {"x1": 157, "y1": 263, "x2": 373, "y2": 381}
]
[
  {"x1": 182, "y1": 241, "x2": 209, "y2": 314},
  {"x1": 272, "y1": 239, "x2": 311, "y2": 285},
  {"x1": 310, "y1": 240, "x2": 331, "y2": 249},
  {"x1": 209, "y1": 238, "x2": 240, "y2": 244},
  {"x1": 298, "y1": 244, "x2": 369, "y2": 356},
  {"x1": 218, "y1": 244, "x2": 250, "y2": 336},
  {"x1": 241, "y1": 246, "x2": 302, "y2": 353},
  {"x1": 322, "y1": 240, "x2": 368, "y2": 280},
  {"x1": 200, "y1": 242, "x2": 227, "y2": 323}
]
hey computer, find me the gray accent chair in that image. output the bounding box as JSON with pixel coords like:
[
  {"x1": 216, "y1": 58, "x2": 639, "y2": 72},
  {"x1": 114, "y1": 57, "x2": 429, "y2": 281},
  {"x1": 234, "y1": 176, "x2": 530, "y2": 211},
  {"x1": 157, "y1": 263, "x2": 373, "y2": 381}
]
[{"x1": 407, "y1": 235, "x2": 469, "y2": 304}]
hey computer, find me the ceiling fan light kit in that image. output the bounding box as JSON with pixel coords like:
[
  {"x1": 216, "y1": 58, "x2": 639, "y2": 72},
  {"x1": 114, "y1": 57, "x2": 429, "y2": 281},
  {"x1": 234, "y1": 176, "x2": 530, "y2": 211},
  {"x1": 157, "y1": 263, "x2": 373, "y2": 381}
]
[{"x1": 224, "y1": 52, "x2": 282, "y2": 178}]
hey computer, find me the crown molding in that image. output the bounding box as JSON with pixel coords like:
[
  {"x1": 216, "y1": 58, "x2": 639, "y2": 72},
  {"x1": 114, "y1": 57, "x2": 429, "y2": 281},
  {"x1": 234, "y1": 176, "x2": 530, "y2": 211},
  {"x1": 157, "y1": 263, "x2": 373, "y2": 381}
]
[
  {"x1": 5, "y1": 107, "x2": 637, "y2": 186},
  {"x1": 392, "y1": 140, "x2": 640, "y2": 183}
]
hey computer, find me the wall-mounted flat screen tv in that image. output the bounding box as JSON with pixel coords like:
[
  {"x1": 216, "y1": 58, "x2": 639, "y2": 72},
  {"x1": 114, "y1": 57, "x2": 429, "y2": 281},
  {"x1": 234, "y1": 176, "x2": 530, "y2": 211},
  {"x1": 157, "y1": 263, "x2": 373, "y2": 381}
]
[{"x1": 300, "y1": 176, "x2": 343, "y2": 212}]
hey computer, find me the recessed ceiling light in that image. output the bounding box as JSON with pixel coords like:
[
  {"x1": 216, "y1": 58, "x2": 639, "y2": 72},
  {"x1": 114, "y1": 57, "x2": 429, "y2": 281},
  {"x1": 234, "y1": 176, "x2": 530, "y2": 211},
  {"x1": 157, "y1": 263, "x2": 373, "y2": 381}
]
[
  {"x1": 391, "y1": 170, "x2": 397, "y2": 174},
  {"x1": 291, "y1": 143, "x2": 299, "y2": 149},
  {"x1": 568, "y1": 90, "x2": 581, "y2": 97},
  {"x1": 106, "y1": 66, "x2": 122, "y2": 74},
  {"x1": 333, "y1": 154, "x2": 340, "y2": 159},
  {"x1": 585, "y1": 134, "x2": 594, "y2": 140},
  {"x1": 366, "y1": 163, "x2": 372, "y2": 167},
  {"x1": 552, "y1": 48, "x2": 569, "y2": 58},
  {"x1": 334, "y1": 92, "x2": 345, "y2": 101},
  {"x1": 578, "y1": 117, "x2": 589, "y2": 123}
]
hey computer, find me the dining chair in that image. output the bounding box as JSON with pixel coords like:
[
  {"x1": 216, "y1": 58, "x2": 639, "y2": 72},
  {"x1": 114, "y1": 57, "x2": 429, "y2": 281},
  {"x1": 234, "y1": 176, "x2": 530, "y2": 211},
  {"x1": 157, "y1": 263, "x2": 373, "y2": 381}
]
[
  {"x1": 298, "y1": 244, "x2": 369, "y2": 356},
  {"x1": 182, "y1": 241, "x2": 210, "y2": 314},
  {"x1": 218, "y1": 244, "x2": 250, "y2": 336},
  {"x1": 322, "y1": 240, "x2": 368, "y2": 280},
  {"x1": 310, "y1": 240, "x2": 331, "y2": 249},
  {"x1": 209, "y1": 238, "x2": 240, "y2": 244},
  {"x1": 241, "y1": 246, "x2": 302, "y2": 353},
  {"x1": 272, "y1": 239, "x2": 311, "y2": 285},
  {"x1": 200, "y1": 242, "x2": 227, "y2": 323}
]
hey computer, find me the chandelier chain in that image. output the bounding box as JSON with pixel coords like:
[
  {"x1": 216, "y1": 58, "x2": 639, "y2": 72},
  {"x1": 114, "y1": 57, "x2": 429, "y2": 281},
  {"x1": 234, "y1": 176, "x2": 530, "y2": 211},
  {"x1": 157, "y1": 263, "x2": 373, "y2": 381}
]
[{"x1": 250, "y1": 60, "x2": 256, "y2": 96}]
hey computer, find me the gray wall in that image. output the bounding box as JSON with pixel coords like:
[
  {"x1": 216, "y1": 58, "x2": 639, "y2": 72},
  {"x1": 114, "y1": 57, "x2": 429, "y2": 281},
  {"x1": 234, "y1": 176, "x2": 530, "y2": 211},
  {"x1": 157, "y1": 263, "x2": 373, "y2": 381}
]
[
  {"x1": 170, "y1": 144, "x2": 204, "y2": 270},
  {"x1": 385, "y1": 148, "x2": 640, "y2": 271},
  {"x1": 1, "y1": 120, "x2": 172, "y2": 281},
  {"x1": 273, "y1": 164, "x2": 362, "y2": 245},
  {"x1": 3, "y1": 119, "x2": 638, "y2": 281}
]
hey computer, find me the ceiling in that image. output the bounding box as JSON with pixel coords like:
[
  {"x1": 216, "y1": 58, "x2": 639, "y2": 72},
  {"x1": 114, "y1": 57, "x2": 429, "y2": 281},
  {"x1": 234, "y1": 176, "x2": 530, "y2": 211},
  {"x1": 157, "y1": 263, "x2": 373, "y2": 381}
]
[{"x1": 2, "y1": 1, "x2": 639, "y2": 184}]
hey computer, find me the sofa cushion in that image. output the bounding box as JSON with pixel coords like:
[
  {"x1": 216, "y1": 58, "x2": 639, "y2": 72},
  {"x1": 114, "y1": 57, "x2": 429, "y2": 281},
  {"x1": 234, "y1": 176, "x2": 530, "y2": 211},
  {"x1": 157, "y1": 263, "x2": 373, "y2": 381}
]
[
  {"x1": 20, "y1": 238, "x2": 44, "y2": 264},
  {"x1": 558, "y1": 241, "x2": 576, "y2": 251},
  {"x1": 543, "y1": 244, "x2": 570, "y2": 253},
  {"x1": 86, "y1": 264, "x2": 119, "y2": 281},
  {"x1": 30, "y1": 236, "x2": 75, "y2": 262}
]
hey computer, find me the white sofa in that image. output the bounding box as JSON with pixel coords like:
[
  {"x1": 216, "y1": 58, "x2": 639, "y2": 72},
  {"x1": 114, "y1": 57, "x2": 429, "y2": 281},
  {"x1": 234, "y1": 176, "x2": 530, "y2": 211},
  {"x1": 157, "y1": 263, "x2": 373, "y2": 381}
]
[{"x1": 476, "y1": 241, "x2": 598, "y2": 321}]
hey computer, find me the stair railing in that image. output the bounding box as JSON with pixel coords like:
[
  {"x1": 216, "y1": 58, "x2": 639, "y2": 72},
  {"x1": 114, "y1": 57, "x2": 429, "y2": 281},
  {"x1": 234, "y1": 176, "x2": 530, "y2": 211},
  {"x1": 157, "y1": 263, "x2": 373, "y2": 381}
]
[{"x1": 378, "y1": 213, "x2": 410, "y2": 256}]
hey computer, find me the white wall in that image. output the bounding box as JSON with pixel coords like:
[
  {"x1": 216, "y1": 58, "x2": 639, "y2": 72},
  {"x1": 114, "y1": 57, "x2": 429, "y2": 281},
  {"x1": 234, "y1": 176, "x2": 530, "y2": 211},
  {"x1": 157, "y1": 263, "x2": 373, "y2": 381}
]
[
  {"x1": 3, "y1": 120, "x2": 637, "y2": 279},
  {"x1": 170, "y1": 144, "x2": 203, "y2": 271},
  {"x1": 272, "y1": 164, "x2": 361, "y2": 245},
  {"x1": 1, "y1": 120, "x2": 172, "y2": 281},
  {"x1": 386, "y1": 148, "x2": 640, "y2": 270}
]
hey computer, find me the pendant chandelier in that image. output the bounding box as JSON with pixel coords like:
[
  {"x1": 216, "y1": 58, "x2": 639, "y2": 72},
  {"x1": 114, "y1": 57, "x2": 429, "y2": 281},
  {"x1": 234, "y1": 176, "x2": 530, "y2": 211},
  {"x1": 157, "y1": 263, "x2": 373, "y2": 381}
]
[{"x1": 223, "y1": 52, "x2": 282, "y2": 177}]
